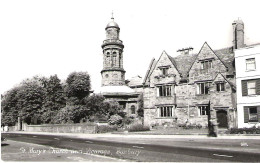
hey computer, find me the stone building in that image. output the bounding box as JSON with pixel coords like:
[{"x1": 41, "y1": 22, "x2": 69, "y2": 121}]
[
  {"x1": 96, "y1": 16, "x2": 140, "y2": 117},
  {"x1": 141, "y1": 20, "x2": 248, "y2": 129}
]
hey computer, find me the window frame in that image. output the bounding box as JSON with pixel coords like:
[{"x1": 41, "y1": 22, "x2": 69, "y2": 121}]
[
  {"x1": 216, "y1": 82, "x2": 225, "y2": 92},
  {"x1": 197, "y1": 82, "x2": 210, "y2": 95},
  {"x1": 158, "y1": 85, "x2": 172, "y2": 97},
  {"x1": 200, "y1": 60, "x2": 213, "y2": 70},
  {"x1": 247, "y1": 80, "x2": 256, "y2": 95},
  {"x1": 198, "y1": 106, "x2": 209, "y2": 116},
  {"x1": 158, "y1": 106, "x2": 173, "y2": 117},
  {"x1": 248, "y1": 107, "x2": 258, "y2": 122},
  {"x1": 161, "y1": 67, "x2": 169, "y2": 75},
  {"x1": 130, "y1": 105, "x2": 136, "y2": 114},
  {"x1": 246, "y1": 58, "x2": 256, "y2": 71}
]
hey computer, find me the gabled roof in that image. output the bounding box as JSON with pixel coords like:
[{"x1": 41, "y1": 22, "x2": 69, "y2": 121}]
[
  {"x1": 214, "y1": 46, "x2": 234, "y2": 75},
  {"x1": 143, "y1": 51, "x2": 181, "y2": 85},
  {"x1": 165, "y1": 52, "x2": 181, "y2": 75},
  {"x1": 143, "y1": 58, "x2": 156, "y2": 85},
  {"x1": 187, "y1": 42, "x2": 231, "y2": 74},
  {"x1": 212, "y1": 72, "x2": 236, "y2": 90},
  {"x1": 143, "y1": 42, "x2": 235, "y2": 84}
]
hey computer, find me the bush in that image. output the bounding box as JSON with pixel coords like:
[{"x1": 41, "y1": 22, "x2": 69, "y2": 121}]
[
  {"x1": 108, "y1": 114, "x2": 123, "y2": 126},
  {"x1": 230, "y1": 126, "x2": 260, "y2": 134},
  {"x1": 183, "y1": 124, "x2": 203, "y2": 129},
  {"x1": 128, "y1": 124, "x2": 150, "y2": 132},
  {"x1": 122, "y1": 116, "x2": 135, "y2": 125},
  {"x1": 96, "y1": 125, "x2": 117, "y2": 133}
]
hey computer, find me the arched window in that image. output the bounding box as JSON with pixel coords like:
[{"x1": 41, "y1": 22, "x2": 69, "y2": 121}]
[
  {"x1": 112, "y1": 52, "x2": 117, "y2": 67},
  {"x1": 131, "y1": 105, "x2": 136, "y2": 114}
]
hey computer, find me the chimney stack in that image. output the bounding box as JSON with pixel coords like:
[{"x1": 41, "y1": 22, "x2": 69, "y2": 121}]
[{"x1": 232, "y1": 19, "x2": 244, "y2": 50}]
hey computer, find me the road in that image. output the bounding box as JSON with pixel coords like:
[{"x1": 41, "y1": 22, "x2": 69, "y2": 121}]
[{"x1": 2, "y1": 133, "x2": 260, "y2": 162}]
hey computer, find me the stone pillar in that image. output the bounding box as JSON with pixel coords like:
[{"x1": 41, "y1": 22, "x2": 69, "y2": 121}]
[{"x1": 18, "y1": 117, "x2": 21, "y2": 131}]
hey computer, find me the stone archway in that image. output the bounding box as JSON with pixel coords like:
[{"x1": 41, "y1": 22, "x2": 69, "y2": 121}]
[{"x1": 216, "y1": 110, "x2": 228, "y2": 128}]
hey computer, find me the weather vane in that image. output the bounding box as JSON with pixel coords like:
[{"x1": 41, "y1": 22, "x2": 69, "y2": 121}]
[{"x1": 111, "y1": 10, "x2": 114, "y2": 20}]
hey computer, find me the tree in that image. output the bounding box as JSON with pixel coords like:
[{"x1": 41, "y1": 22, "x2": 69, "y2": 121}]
[
  {"x1": 16, "y1": 78, "x2": 45, "y2": 124},
  {"x1": 53, "y1": 105, "x2": 84, "y2": 124},
  {"x1": 84, "y1": 94, "x2": 106, "y2": 120},
  {"x1": 40, "y1": 75, "x2": 66, "y2": 123},
  {"x1": 64, "y1": 72, "x2": 91, "y2": 105},
  {"x1": 83, "y1": 94, "x2": 124, "y2": 122},
  {"x1": 1, "y1": 87, "x2": 20, "y2": 126}
]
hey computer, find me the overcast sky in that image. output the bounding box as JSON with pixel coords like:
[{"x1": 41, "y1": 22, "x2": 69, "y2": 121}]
[{"x1": 1, "y1": 0, "x2": 260, "y2": 94}]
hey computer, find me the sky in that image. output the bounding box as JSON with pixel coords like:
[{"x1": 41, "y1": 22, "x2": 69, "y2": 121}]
[{"x1": 1, "y1": 0, "x2": 260, "y2": 94}]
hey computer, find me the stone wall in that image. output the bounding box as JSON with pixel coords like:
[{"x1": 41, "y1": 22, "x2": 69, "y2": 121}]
[{"x1": 22, "y1": 123, "x2": 97, "y2": 133}]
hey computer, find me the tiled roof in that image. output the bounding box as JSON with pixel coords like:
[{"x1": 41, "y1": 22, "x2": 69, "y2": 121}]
[
  {"x1": 127, "y1": 75, "x2": 143, "y2": 87},
  {"x1": 214, "y1": 46, "x2": 234, "y2": 75},
  {"x1": 143, "y1": 45, "x2": 236, "y2": 85},
  {"x1": 172, "y1": 53, "x2": 197, "y2": 78}
]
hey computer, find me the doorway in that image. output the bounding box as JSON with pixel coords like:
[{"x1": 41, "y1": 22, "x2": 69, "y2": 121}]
[{"x1": 216, "y1": 110, "x2": 228, "y2": 128}]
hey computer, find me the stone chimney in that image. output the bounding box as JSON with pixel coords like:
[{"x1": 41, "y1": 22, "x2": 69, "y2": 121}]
[
  {"x1": 232, "y1": 19, "x2": 244, "y2": 49},
  {"x1": 177, "y1": 47, "x2": 193, "y2": 55}
]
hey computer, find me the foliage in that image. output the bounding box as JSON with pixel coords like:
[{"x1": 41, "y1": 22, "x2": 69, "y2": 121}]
[
  {"x1": 64, "y1": 72, "x2": 91, "y2": 104},
  {"x1": 96, "y1": 125, "x2": 117, "y2": 133},
  {"x1": 177, "y1": 122, "x2": 203, "y2": 129},
  {"x1": 128, "y1": 124, "x2": 150, "y2": 132},
  {"x1": 1, "y1": 87, "x2": 20, "y2": 126},
  {"x1": 122, "y1": 116, "x2": 135, "y2": 125},
  {"x1": 229, "y1": 126, "x2": 260, "y2": 134},
  {"x1": 1, "y1": 72, "x2": 128, "y2": 126},
  {"x1": 108, "y1": 114, "x2": 123, "y2": 125},
  {"x1": 53, "y1": 105, "x2": 85, "y2": 124},
  {"x1": 16, "y1": 78, "x2": 46, "y2": 124},
  {"x1": 84, "y1": 94, "x2": 106, "y2": 118},
  {"x1": 40, "y1": 75, "x2": 66, "y2": 123}
]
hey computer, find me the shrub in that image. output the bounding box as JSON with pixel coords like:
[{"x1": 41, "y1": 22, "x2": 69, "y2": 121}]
[
  {"x1": 108, "y1": 114, "x2": 123, "y2": 126},
  {"x1": 96, "y1": 125, "x2": 117, "y2": 133},
  {"x1": 128, "y1": 124, "x2": 150, "y2": 132},
  {"x1": 229, "y1": 126, "x2": 260, "y2": 134},
  {"x1": 122, "y1": 116, "x2": 135, "y2": 125}
]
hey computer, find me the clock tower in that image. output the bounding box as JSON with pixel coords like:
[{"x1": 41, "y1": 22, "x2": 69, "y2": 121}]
[{"x1": 101, "y1": 16, "x2": 125, "y2": 86}]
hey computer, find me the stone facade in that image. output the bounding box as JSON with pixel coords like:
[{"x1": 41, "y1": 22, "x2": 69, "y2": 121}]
[{"x1": 141, "y1": 20, "x2": 243, "y2": 129}]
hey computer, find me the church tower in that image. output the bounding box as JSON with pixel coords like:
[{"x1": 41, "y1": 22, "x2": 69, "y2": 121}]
[{"x1": 101, "y1": 16, "x2": 125, "y2": 86}]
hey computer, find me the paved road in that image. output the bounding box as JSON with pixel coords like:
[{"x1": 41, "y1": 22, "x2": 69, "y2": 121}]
[
  {"x1": 2, "y1": 133, "x2": 260, "y2": 162},
  {"x1": 1, "y1": 140, "x2": 124, "y2": 162}
]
